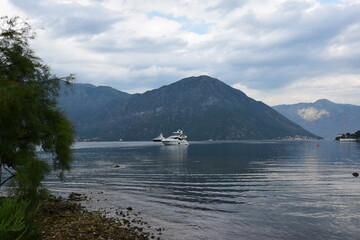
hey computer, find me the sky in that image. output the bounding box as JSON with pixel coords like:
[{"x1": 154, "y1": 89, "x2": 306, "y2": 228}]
[{"x1": 1, "y1": 0, "x2": 360, "y2": 106}]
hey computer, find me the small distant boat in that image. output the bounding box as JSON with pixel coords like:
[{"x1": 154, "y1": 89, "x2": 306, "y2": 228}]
[
  {"x1": 153, "y1": 133, "x2": 165, "y2": 142},
  {"x1": 161, "y1": 129, "x2": 189, "y2": 145}
]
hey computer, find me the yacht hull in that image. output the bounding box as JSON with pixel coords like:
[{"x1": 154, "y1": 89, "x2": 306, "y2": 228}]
[
  {"x1": 162, "y1": 139, "x2": 189, "y2": 145},
  {"x1": 152, "y1": 138, "x2": 163, "y2": 142}
]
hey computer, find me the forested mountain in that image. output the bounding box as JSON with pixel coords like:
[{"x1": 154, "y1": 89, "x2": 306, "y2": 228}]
[
  {"x1": 59, "y1": 82, "x2": 130, "y2": 139},
  {"x1": 273, "y1": 99, "x2": 360, "y2": 139},
  {"x1": 59, "y1": 76, "x2": 319, "y2": 141}
]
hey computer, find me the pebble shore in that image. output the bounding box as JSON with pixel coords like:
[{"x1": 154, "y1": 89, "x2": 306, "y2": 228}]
[{"x1": 33, "y1": 194, "x2": 163, "y2": 240}]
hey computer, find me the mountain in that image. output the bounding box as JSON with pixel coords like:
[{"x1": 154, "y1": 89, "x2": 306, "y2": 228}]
[
  {"x1": 59, "y1": 82, "x2": 130, "y2": 137},
  {"x1": 273, "y1": 99, "x2": 360, "y2": 139},
  {"x1": 59, "y1": 76, "x2": 319, "y2": 141}
]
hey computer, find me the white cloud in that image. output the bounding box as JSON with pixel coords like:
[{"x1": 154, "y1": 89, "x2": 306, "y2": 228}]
[
  {"x1": 0, "y1": 0, "x2": 24, "y2": 16},
  {"x1": 297, "y1": 107, "x2": 330, "y2": 121},
  {"x1": 2, "y1": 0, "x2": 360, "y2": 105}
]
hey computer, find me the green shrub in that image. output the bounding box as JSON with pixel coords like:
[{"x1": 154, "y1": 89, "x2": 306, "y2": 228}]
[{"x1": 0, "y1": 198, "x2": 38, "y2": 240}]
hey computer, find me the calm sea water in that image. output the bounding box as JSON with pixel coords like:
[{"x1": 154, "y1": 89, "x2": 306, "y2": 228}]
[{"x1": 43, "y1": 140, "x2": 360, "y2": 240}]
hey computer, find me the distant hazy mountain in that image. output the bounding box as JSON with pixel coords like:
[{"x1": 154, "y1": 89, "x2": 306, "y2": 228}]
[
  {"x1": 59, "y1": 76, "x2": 319, "y2": 141},
  {"x1": 273, "y1": 99, "x2": 360, "y2": 139}
]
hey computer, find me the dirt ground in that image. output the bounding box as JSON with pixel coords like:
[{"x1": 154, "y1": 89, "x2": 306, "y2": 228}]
[{"x1": 33, "y1": 194, "x2": 163, "y2": 240}]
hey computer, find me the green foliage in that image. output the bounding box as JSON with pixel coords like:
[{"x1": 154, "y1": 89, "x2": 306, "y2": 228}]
[
  {"x1": 8, "y1": 159, "x2": 50, "y2": 203},
  {"x1": 335, "y1": 130, "x2": 360, "y2": 140},
  {"x1": 0, "y1": 197, "x2": 38, "y2": 240},
  {"x1": 0, "y1": 16, "x2": 75, "y2": 203},
  {"x1": 355, "y1": 130, "x2": 360, "y2": 139}
]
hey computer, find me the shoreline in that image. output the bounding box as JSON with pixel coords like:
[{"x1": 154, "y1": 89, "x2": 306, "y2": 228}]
[{"x1": 33, "y1": 193, "x2": 163, "y2": 240}]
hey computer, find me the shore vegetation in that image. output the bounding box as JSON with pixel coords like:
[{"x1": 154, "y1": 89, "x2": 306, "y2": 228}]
[
  {"x1": 0, "y1": 15, "x2": 74, "y2": 239},
  {"x1": 0, "y1": 16, "x2": 156, "y2": 240},
  {"x1": 335, "y1": 130, "x2": 360, "y2": 140}
]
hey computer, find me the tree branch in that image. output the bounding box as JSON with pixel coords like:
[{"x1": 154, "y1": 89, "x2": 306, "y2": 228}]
[
  {"x1": 3, "y1": 165, "x2": 15, "y2": 175},
  {"x1": 0, "y1": 164, "x2": 16, "y2": 187},
  {"x1": 0, "y1": 163, "x2": 2, "y2": 186},
  {"x1": 0, "y1": 174, "x2": 15, "y2": 187}
]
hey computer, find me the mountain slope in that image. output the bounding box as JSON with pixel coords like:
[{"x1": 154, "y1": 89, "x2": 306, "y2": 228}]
[
  {"x1": 273, "y1": 99, "x2": 360, "y2": 139},
  {"x1": 59, "y1": 82, "x2": 130, "y2": 137},
  {"x1": 61, "y1": 76, "x2": 319, "y2": 141}
]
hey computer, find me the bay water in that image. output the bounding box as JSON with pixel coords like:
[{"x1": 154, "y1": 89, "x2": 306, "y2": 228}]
[{"x1": 43, "y1": 140, "x2": 360, "y2": 240}]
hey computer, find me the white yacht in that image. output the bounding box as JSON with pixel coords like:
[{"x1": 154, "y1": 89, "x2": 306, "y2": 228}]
[
  {"x1": 153, "y1": 133, "x2": 165, "y2": 142},
  {"x1": 162, "y1": 129, "x2": 189, "y2": 145}
]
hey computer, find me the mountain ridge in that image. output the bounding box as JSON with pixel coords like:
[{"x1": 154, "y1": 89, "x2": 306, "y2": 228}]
[
  {"x1": 273, "y1": 99, "x2": 360, "y2": 139},
  {"x1": 59, "y1": 76, "x2": 320, "y2": 141}
]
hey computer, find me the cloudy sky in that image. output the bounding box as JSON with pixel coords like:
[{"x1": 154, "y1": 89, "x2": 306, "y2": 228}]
[{"x1": 1, "y1": 0, "x2": 360, "y2": 106}]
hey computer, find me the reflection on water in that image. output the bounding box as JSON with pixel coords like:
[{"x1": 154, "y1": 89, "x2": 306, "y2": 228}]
[
  {"x1": 43, "y1": 141, "x2": 360, "y2": 240},
  {"x1": 160, "y1": 144, "x2": 188, "y2": 161}
]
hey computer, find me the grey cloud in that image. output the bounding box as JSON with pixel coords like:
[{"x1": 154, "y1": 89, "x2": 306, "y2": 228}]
[
  {"x1": 282, "y1": 6, "x2": 360, "y2": 47},
  {"x1": 212, "y1": 3, "x2": 360, "y2": 89},
  {"x1": 48, "y1": 17, "x2": 117, "y2": 36},
  {"x1": 10, "y1": 0, "x2": 119, "y2": 37},
  {"x1": 90, "y1": 37, "x2": 187, "y2": 54},
  {"x1": 207, "y1": 0, "x2": 250, "y2": 13},
  {"x1": 6, "y1": 0, "x2": 360, "y2": 105},
  {"x1": 280, "y1": 0, "x2": 313, "y2": 11}
]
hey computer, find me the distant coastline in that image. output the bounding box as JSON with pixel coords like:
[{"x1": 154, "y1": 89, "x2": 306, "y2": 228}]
[{"x1": 335, "y1": 131, "x2": 360, "y2": 141}]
